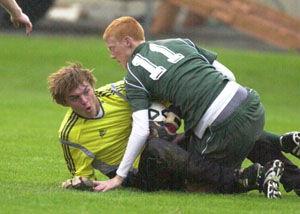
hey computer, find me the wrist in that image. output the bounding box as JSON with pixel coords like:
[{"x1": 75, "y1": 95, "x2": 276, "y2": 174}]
[
  {"x1": 115, "y1": 175, "x2": 125, "y2": 183},
  {"x1": 11, "y1": 8, "x2": 22, "y2": 18},
  {"x1": 2, "y1": 0, "x2": 22, "y2": 17}
]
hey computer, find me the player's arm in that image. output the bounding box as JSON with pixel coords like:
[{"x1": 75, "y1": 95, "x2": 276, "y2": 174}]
[
  {"x1": 0, "y1": 0, "x2": 32, "y2": 35},
  {"x1": 61, "y1": 144, "x2": 95, "y2": 191},
  {"x1": 93, "y1": 71, "x2": 150, "y2": 192},
  {"x1": 0, "y1": 0, "x2": 22, "y2": 16}
]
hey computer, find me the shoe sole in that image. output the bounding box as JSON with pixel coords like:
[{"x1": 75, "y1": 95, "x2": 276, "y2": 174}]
[
  {"x1": 292, "y1": 133, "x2": 300, "y2": 157},
  {"x1": 293, "y1": 132, "x2": 300, "y2": 143},
  {"x1": 263, "y1": 160, "x2": 284, "y2": 199},
  {"x1": 265, "y1": 180, "x2": 281, "y2": 199}
]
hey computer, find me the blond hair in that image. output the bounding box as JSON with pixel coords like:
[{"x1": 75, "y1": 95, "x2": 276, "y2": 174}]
[
  {"x1": 48, "y1": 62, "x2": 96, "y2": 106},
  {"x1": 103, "y1": 16, "x2": 145, "y2": 42}
]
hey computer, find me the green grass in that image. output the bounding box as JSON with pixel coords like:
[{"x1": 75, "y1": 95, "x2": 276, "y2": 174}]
[{"x1": 0, "y1": 33, "x2": 300, "y2": 214}]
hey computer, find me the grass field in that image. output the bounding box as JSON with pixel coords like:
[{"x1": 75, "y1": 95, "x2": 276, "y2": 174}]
[{"x1": 0, "y1": 33, "x2": 300, "y2": 214}]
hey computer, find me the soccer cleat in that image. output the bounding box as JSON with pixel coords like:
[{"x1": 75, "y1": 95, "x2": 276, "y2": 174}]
[
  {"x1": 258, "y1": 160, "x2": 284, "y2": 199},
  {"x1": 235, "y1": 163, "x2": 262, "y2": 192},
  {"x1": 280, "y1": 132, "x2": 300, "y2": 158}
]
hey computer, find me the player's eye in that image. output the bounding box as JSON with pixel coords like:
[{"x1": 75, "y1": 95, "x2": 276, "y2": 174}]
[{"x1": 84, "y1": 89, "x2": 89, "y2": 95}]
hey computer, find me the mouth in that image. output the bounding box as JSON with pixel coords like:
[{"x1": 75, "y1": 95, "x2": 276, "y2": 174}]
[{"x1": 86, "y1": 106, "x2": 92, "y2": 112}]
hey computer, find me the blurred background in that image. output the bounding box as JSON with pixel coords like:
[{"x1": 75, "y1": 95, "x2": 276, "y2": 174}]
[
  {"x1": 1, "y1": 3, "x2": 300, "y2": 210},
  {"x1": 0, "y1": 0, "x2": 300, "y2": 51}
]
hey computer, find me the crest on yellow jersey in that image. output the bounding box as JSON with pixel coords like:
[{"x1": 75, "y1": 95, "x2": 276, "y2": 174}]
[{"x1": 99, "y1": 130, "x2": 106, "y2": 138}]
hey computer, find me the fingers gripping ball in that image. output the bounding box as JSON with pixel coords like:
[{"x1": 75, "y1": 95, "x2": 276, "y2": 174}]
[
  {"x1": 61, "y1": 176, "x2": 94, "y2": 191},
  {"x1": 165, "y1": 105, "x2": 182, "y2": 130},
  {"x1": 149, "y1": 121, "x2": 176, "y2": 141},
  {"x1": 148, "y1": 102, "x2": 181, "y2": 141}
]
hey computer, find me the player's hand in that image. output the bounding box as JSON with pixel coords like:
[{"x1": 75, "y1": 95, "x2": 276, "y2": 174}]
[
  {"x1": 149, "y1": 109, "x2": 182, "y2": 141},
  {"x1": 93, "y1": 175, "x2": 124, "y2": 192},
  {"x1": 149, "y1": 121, "x2": 177, "y2": 141},
  {"x1": 10, "y1": 12, "x2": 32, "y2": 35},
  {"x1": 61, "y1": 176, "x2": 94, "y2": 191}
]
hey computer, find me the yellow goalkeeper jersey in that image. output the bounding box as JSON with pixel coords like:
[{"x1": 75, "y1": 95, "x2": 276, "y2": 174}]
[{"x1": 58, "y1": 80, "x2": 141, "y2": 180}]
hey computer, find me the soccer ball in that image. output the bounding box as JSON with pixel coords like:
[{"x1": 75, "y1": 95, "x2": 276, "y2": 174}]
[{"x1": 148, "y1": 102, "x2": 169, "y2": 122}]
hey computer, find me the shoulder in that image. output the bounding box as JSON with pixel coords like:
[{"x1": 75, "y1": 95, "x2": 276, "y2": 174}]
[
  {"x1": 95, "y1": 80, "x2": 126, "y2": 97},
  {"x1": 96, "y1": 80, "x2": 125, "y2": 91},
  {"x1": 111, "y1": 80, "x2": 126, "y2": 93},
  {"x1": 95, "y1": 80, "x2": 128, "y2": 102},
  {"x1": 58, "y1": 109, "x2": 81, "y2": 137}
]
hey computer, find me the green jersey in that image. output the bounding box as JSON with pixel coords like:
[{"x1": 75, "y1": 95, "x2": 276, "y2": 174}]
[{"x1": 125, "y1": 38, "x2": 229, "y2": 131}]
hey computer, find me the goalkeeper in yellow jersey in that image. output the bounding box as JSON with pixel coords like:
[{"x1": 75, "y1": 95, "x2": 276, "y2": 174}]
[
  {"x1": 48, "y1": 62, "x2": 300, "y2": 197},
  {"x1": 48, "y1": 62, "x2": 186, "y2": 191}
]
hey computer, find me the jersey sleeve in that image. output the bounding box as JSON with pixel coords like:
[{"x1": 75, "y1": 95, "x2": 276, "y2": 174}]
[
  {"x1": 182, "y1": 38, "x2": 217, "y2": 64},
  {"x1": 124, "y1": 69, "x2": 150, "y2": 112},
  {"x1": 195, "y1": 46, "x2": 217, "y2": 64}
]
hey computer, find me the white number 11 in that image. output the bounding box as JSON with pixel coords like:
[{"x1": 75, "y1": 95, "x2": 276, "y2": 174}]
[{"x1": 132, "y1": 43, "x2": 184, "y2": 80}]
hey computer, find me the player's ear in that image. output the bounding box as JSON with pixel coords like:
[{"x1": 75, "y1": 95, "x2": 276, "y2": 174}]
[
  {"x1": 124, "y1": 36, "x2": 132, "y2": 47},
  {"x1": 62, "y1": 97, "x2": 70, "y2": 107}
]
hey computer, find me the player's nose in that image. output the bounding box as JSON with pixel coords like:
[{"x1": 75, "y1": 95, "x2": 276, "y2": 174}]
[{"x1": 80, "y1": 95, "x2": 88, "y2": 105}]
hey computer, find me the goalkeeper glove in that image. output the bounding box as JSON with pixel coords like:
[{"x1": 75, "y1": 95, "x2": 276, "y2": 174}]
[
  {"x1": 149, "y1": 121, "x2": 176, "y2": 141},
  {"x1": 166, "y1": 105, "x2": 182, "y2": 128},
  {"x1": 61, "y1": 176, "x2": 94, "y2": 191},
  {"x1": 149, "y1": 105, "x2": 182, "y2": 141},
  {"x1": 149, "y1": 112, "x2": 181, "y2": 141}
]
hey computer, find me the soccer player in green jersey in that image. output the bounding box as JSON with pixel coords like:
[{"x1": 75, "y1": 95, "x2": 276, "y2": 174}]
[{"x1": 98, "y1": 16, "x2": 300, "y2": 198}]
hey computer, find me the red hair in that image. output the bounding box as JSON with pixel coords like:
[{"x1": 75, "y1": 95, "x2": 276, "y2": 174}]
[{"x1": 103, "y1": 16, "x2": 145, "y2": 42}]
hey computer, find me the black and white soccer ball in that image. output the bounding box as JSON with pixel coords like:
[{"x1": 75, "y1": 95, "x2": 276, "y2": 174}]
[{"x1": 148, "y1": 102, "x2": 169, "y2": 122}]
